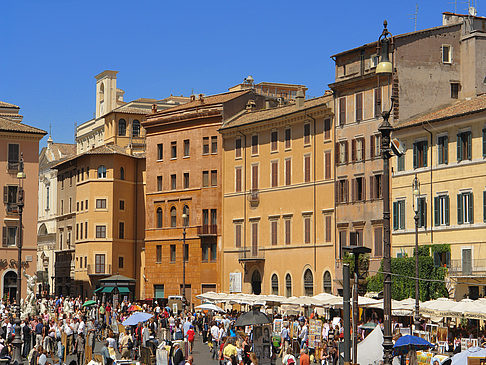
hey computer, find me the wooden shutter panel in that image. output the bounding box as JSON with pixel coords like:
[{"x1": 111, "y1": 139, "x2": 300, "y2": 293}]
[
  {"x1": 483, "y1": 129, "x2": 486, "y2": 157},
  {"x1": 335, "y1": 181, "x2": 340, "y2": 203},
  {"x1": 305, "y1": 156, "x2": 311, "y2": 182},
  {"x1": 356, "y1": 93, "x2": 363, "y2": 122},
  {"x1": 344, "y1": 141, "x2": 349, "y2": 163},
  {"x1": 339, "y1": 98, "x2": 346, "y2": 125},
  {"x1": 325, "y1": 152, "x2": 331, "y2": 179},
  {"x1": 467, "y1": 132, "x2": 472, "y2": 160},
  {"x1": 362, "y1": 138, "x2": 366, "y2": 161},
  {"x1": 370, "y1": 135, "x2": 375, "y2": 159},
  {"x1": 351, "y1": 139, "x2": 356, "y2": 162},
  {"x1": 325, "y1": 216, "x2": 331, "y2": 242},
  {"x1": 351, "y1": 179, "x2": 355, "y2": 202},
  {"x1": 457, "y1": 194, "x2": 463, "y2": 224},
  {"x1": 445, "y1": 195, "x2": 450, "y2": 226},
  {"x1": 335, "y1": 143, "x2": 340, "y2": 165},
  {"x1": 413, "y1": 143, "x2": 418, "y2": 169},
  {"x1": 393, "y1": 202, "x2": 398, "y2": 230},
  {"x1": 3, "y1": 186, "x2": 7, "y2": 204},
  {"x1": 457, "y1": 133, "x2": 462, "y2": 162},
  {"x1": 252, "y1": 165, "x2": 258, "y2": 190},
  {"x1": 400, "y1": 201, "x2": 405, "y2": 229},
  {"x1": 344, "y1": 180, "x2": 349, "y2": 202},
  {"x1": 484, "y1": 191, "x2": 486, "y2": 222},
  {"x1": 370, "y1": 176, "x2": 375, "y2": 200},
  {"x1": 362, "y1": 177, "x2": 366, "y2": 201},
  {"x1": 236, "y1": 168, "x2": 242, "y2": 192},
  {"x1": 2, "y1": 227, "x2": 6, "y2": 246},
  {"x1": 434, "y1": 197, "x2": 439, "y2": 226},
  {"x1": 444, "y1": 136, "x2": 448, "y2": 164},
  {"x1": 469, "y1": 192, "x2": 474, "y2": 223}
]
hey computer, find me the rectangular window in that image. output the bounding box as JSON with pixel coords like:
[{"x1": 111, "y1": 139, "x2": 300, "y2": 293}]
[
  {"x1": 170, "y1": 245, "x2": 176, "y2": 262},
  {"x1": 355, "y1": 93, "x2": 363, "y2": 122},
  {"x1": 184, "y1": 244, "x2": 189, "y2": 262},
  {"x1": 374, "y1": 227, "x2": 383, "y2": 257},
  {"x1": 85, "y1": 222, "x2": 87, "y2": 239},
  {"x1": 3, "y1": 226, "x2": 17, "y2": 246},
  {"x1": 285, "y1": 128, "x2": 291, "y2": 149},
  {"x1": 119, "y1": 222, "x2": 124, "y2": 239},
  {"x1": 434, "y1": 195, "x2": 450, "y2": 226},
  {"x1": 156, "y1": 175, "x2": 163, "y2": 191},
  {"x1": 95, "y1": 225, "x2": 106, "y2": 238},
  {"x1": 85, "y1": 199, "x2": 88, "y2": 210},
  {"x1": 339, "y1": 141, "x2": 348, "y2": 164},
  {"x1": 349, "y1": 230, "x2": 363, "y2": 246},
  {"x1": 397, "y1": 154, "x2": 405, "y2": 171},
  {"x1": 337, "y1": 179, "x2": 349, "y2": 203},
  {"x1": 171, "y1": 141, "x2": 177, "y2": 159},
  {"x1": 183, "y1": 172, "x2": 189, "y2": 189},
  {"x1": 211, "y1": 136, "x2": 218, "y2": 154},
  {"x1": 7, "y1": 144, "x2": 19, "y2": 170},
  {"x1": 325, "y1": 151, "x2": 331, "y2": 179},
  {"x1": 210, "y1": 209, "x2": 217, "y2": 226},
  {"x1": 352, "y1": 176, "x2": 365, "y2": 202},
  {"x1": 271, "y1": 220, "x2": 278, "y2": 245},
  {"x1": 304, "y1": 123, "x2": 311, "y2": 145},
  {"x1": 451, "y1": 83, "x2": 460, "y2": 99},
  {"x1": 370, "y1": 174, "x2": 383, "y2": 200},
  {"x1": 95, "y1": 254, "x2": 105, "y2": 274},
  {"x1": 235, "y1": 167, "x2": 242, "y2": 192},
  {"x1": 202, "y1": 243, "x2": 209, "y2": 262},
  {"x1": 442, "y1": 44, "x2": 452, "y2": 63},
  {"x1": 413, "y1": 140, "x2": 428, "y2": 168},
  {"x1": 285, "y1": 219, "x2": 291, "y2": 245},
  {"x1": 339, "y1": 230, "x2": 347, "y2": 258},
  {"x1": 417, "y1": 197, "x2": 427, "y2": 228},
  {"x1": 271, "y1": 161, "x2": 278, "y2": 187},
  {"x1": 119, "y1": 256, "x2": 124, "y2": 269},
  {"x1": 325, "y1": 216, "x2": 331, "y2": 242},
  {"x1": 235, "y1": 224, "x2": 242, "y2": 248},
  {"x1": 80, "y1": 222, "x2": 83, "y2": 239},
  {"x1": 304, "y1": 155, "x2": 311, "y2": 182},
  {"x1": 96, "y1": 199, "x2": 106, "y2": 209},
  {"x1": 251, "y1": 165, "x2": 258, "y2": 190},
  {"x1": 76, "y1": 224, "x2": 79, "y2": 240},
  {"x1": 183, "y1": 139, "x2": 190, "y2": 157},
  {"x1": 211, "y1": 170, "x2": 217, "y2": 186},
  {"x1": 285, "y1": 159, "x2": 291, "y2": 185},
  {"x1": 119, "y1": 200, "x2": 125, "y2": 210},
  {"x1": 251, "y1": 222, "x2": 258, "y2": 256},
  {"x1": 339, "y1": 97, "x2": 346, "y2": 125},
  {"x1": 251, "y1": 135, "x2": 259, "y2": 155},
  {"x1": 157, "y1": 143, "x2": 163, "y2": 160},
  {"x1": 61, "y1": 200, "x2": 64, "y2": 215},
  {"x1": 156, "y1": 245, "x2": 162, "y2": 263},
  {"x1": 69, "y1": 197, "x2": 72, "y2": 212},
  {"x1": 171, "y1": 174, "x2": 176, "y2": 190},
  {"x1": 374, "y1": 87, "x2": 382, "y2": 118},
  {"x1": 203, "y1": 137, "x2": 209, "y2": 155},
  {"x1": 304, "y1": 216, "x2": 311, "y2": 244},
  {"x1": 457, "y1": 131, "x2": 472, "y2": 162},
  {"x1": 210, "y1": 242, "x2": 217, "y2": 262},
  {"x1": 324, "y1": 119, "x2": 331, "y2": 140},
  {"x1": 202, "y1": 171, "x2": 209, "y2": 187},
  {"x1": 271, "y1": 131, "x2": 278, "y2": 152},
  {"x1": 393, "y1": 200, "x2": 406, "y2": 230},
  {"x1": 235, "y1": 138, "x2": 242, "y2": 158},
  {"x1": 457, "y1": 192, "x2": 473, "y2": 224},
  {"x1": 81, "y1": 200, "x2": 83, "y2": 210},
  {"x1": 77, "y1": 201, "x2": 79, "y2": 212}
]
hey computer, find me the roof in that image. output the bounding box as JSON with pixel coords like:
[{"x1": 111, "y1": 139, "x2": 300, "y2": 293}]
[
  {"x1": 151, "y1": 90, "x2": 251, "y2": 117},
  {"x1": 0, "y1": 101, "x2": 20, "y2": 109},
  {"x1": 396, "y1": 94, "x2": 486, "y2": 130},
  {"x1": 0, "y1": 116, "x2": 47, "y2": 135},
  {"x1": 220, "y1": 94, "x2": 332, "y2": 130},
  {"x1": 40, "y1": 142, "x2": 77, "y2": 170},
  {"x1": 100, "y1": 274, "x2": 136, "y2": 282},
  {"x1": 112, "y1": 105, "x2": 151, "y2": 115}
]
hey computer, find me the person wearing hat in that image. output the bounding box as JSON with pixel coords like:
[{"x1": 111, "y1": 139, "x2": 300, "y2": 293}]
[{"x1": 172, "y1": 342, "x2": 184, "y2": 365}]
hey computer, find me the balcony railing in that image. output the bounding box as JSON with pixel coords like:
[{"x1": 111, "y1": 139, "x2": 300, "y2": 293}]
[
  {"x1": 449, "y1": 259, "x2": 486, "y2": 276},
  {"x1": 248, "y1": 189, "x2": 259, "y2": 206},
  {"x1": 6, "y1": 203, "x2": 18, "y2": 214},
  {"x1": 7, "y1": 161, "x2": 19, "y2": 171},
  {"x1": 87, "y1": 264, "x2": 112, "y2": 276},
  {"x1": 238, "y1": 247, "x2": 265, "y2": 262},
  {"x1": 197, "y1": 225, "x2": 217, "y2": 236}
]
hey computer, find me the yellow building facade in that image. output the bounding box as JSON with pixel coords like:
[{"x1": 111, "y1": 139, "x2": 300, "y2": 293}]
[
  {"x1": 220, "y1": 94, "x2": 336, "y2": 297},
  {"x1": 391, "y1": 95, "x2": 486, "y2": 300}
]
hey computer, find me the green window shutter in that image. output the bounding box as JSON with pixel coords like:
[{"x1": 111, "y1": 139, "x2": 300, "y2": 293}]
[
  {"x1": 457, "y1": 194, "x2": 463, "y2": 225},
  {"x1": 467, "y1": 132, "x2": 472, "y2": 160},
  {"x1": 418, "y1": 198, "x2": 423, "y2": 227},
  {"x1": 393, "y1": 202, "x2": 398, "y2": 230},
  {"x1": 434, "y1": 197, "x2": 439, "y2": 226},
  {"x1": 457, "y1": 133, "x2": 463, "y2": 162},
  {"x1": 484, "y1": 191, "x2": 486, "y2": 222},
  {"x1": 423, "y1": 141, "x2": 428, "y2": 167},
  {"x1": 444, "y1": 136, "x2": 449, "y2": 164},
  {"x1": 445, "y1": 195, "x2": 450, "y2": 226},
  {"x1": 483, "y1": 129, "x2": 486, "y2": 157},
  {"x1": 413, "y1": 143, "x2": 418, "y2": 169},
  {"x1": 400, "y1": 201, "x2": 405, "y2": 229},
  {"x1": 469, "y1": 192, "x2": 474, "y2": 223}
]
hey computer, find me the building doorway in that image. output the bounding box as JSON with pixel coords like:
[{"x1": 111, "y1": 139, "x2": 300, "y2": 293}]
[
  {"x1": 251, "y1": 270, "x2": 261, "y2": 295},
  {"x1": 3, "y1": 271, "x2": 17, "y2": 301}
]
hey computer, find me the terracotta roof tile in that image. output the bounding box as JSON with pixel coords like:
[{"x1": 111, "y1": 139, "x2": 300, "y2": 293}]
[
  {"x1": 220, "y1": 95, "x2": 333, "y2": 130},
  {"x1": 0, "y1": 101, "x2": 20, "y2": 109},
  {"x1": 396, "y1": 94, "x2": 486, "y2": 129},
  {"x1": 0, "y1": 116, "x2": 47, "y2": 135}
]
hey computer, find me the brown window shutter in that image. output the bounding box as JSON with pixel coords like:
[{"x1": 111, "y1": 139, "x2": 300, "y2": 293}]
[
  {"x1": 356, "y1": 93, "x2": 363, "y2": 122},
  {"x1": 325, "y1": 152, "x2": 331, "y2": 179},
  {"x1": 3, "y1": 186, "x2": 7, "y2": 204},
  {"x1": 344, "y1": 179, "x2": 349, "y2": 202},
  {"x1": 252, "y1": 223, "x2": 258, "y2": 245},
  {"x1": 271, "y1": 221, "x2": 277, "y2": 245},
  {"x1": 252, "y1": 165, "x2": 258, "y2": 190},
  {"x1": 378, "y1": 175, "x2": 383, "y2": 198},
  {"x1": 285, "y1": 220, "x2": 291, "y2": 244},
  {"x1": 339, "y1": 98, "x2": 346, "y2": 125},
  {"x1": 2, "y1": 227, "x2": 6, "y2": 246},
  {"x1": 335, "y1": 181, "x2": 340, "y2": 203},
  {"x1": 362, "y1": 177, "x2": 366, "y2": 201},
  {"x1": 344, "y1": 141, "x2": 349, "y2": 163},
  {"x1": 351, "y1": 139, "x2": 356, "y2": 162},
  {"x1": 370, "y1": 176, "x2": 375, "y2": 200},
  {"x1": 370, "y1": 135, "x2": 375, "y2": 159},
  {"x1": 235, "y1": 168, "x2": 242, "y2": 192},
  {"x1": 304, "y1": 156, "x2": 311, "y2": 182},
  {"x1": 361, "y1": 138, "x2": 366, "y2": 161},
  {"x1": 335, "y1": 143, "x2": 340, "y2": 165},
  {"x1": 235, "y1": 225, "x2": 241, "y2": 247},
  {"x1": 305, "y1": 218, "x2": 311, "y2": 243},
  {"x1": 325, "y1": 216, "x2": 331, "y2": 242},
  {"x1": 271, "y1": 162, "x2": 278, "y2": 187},
  {"x1": 351, "y1": 179, "x2": 355, "y2": 202},
  {"x1": 286, "y1": 159, "x2": 291, "y2": 185}
]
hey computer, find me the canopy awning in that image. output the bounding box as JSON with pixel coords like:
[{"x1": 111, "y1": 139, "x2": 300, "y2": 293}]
[
  {"x1": 101, "y1": 287, "x2": 115, "y2": 293},
  {"x1": 94, "y1": 287, "x2": 103, "y2": 293},
  {"x1": 118, "y1": 287, "x2": 130, "y2": 294}
]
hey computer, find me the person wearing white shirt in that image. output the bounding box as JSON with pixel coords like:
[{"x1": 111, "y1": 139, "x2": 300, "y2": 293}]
[{"x1": 210, "y1": 323, "x2": 220, "y2": 360}]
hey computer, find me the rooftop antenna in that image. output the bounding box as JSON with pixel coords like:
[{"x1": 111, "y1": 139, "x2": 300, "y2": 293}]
[
  {"x1": 410, "y1": 3, "x2": 419, "y2": 31},
  {"x1": 49, "y1": 123, "x2": 52, "y2": 138},
  {"x1": 74, "y1": 122, "x2": 77, "y2": 144}
]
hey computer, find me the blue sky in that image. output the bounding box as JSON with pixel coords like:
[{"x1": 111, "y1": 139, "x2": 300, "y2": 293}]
[{"x1": 0, "y1": 0, "x2": 472, "y2": 147}]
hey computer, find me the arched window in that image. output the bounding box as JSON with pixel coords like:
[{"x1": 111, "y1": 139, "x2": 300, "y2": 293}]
[
  {"x1": 156, "y1": 208, "x2": 163, "y2": 228},
  {"x1": 304, "y1": 269, "x2": 314, "y2": 296},
  {"x1": 271, "y1": 274, "x2": 279, "y2": 295},
  {"x1": 323, "y1": 271, "x2": 332, "y2": 294},
  {"x1": 132, "y1": 120, "x2": 141, "y2": 138},
  {"x1": 97, "y1": 165, "x2": 107, "y2": 179},
  {"x1": 183, "y1": 205, "x2": 189, "y2": 226},
  {"x1": 285, "y1": 273, "x2": 292, "y2": 297},
  {"x1": 118, "y1": 119, "x2": 126, "y2": 136},
  {"x1": 170, "y1": 207, "x2": 177, "y2": 227},
  {"x1": 120, "y1": 167, "x2": 125, "y2": 180}
]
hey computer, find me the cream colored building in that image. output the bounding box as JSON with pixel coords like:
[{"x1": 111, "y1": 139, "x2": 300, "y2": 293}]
[
  {"x1": 220, "y1": 93, "x2": 335, "y2": 297},
  {"x1": 392, "y1": 94, "x2": 486, "y2": 300}
]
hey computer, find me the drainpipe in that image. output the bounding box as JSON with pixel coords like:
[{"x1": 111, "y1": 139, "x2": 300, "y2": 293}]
[
  {"x1": 305, "y1": 111, "x2": 318, "y2": 274},
  {"x1": 238, "y1": 132, "x2": 248, "y2": 262},
  {"x1": 133, "y1": 156, "x2": 139, "y2": 298},
  {"x1": 422, "y1": 124, "x2": 433, "y2": 244}
]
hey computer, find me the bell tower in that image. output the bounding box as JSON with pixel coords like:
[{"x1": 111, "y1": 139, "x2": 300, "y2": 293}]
[{"x1": 95, "y1": 70, "x2": 118, "y2": 118}]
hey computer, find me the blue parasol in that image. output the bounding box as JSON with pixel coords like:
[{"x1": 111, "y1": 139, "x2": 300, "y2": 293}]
[
  {"x1": 393, "y1": 335, "x2": 433, "y2": 356},
  {"x1": 122, "y1": 312, "x2": 154, "y2": 326}
]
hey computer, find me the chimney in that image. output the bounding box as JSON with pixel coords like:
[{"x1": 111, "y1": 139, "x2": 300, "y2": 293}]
[
  {"x1": 152, "y1": 104, "x2": 157, "y2": 113},
  {"x1": 246, "y1": 99, "x2": 256, "y2": 111},
  {"x1": 190, "y1": 94, "x2": 196, "y2": 101},
  {"x1": 199, "y1": 94, "x2": 204, "y2": 103},
  {"x1": 296, "y1": 89, "x2": 305, "y2": 108},
  {"x1": 265, "y1": 100, "x2": 271, "y2": 109},
  {"x1": 47, "y1": 135, "x2": 53, "y2": 149}
]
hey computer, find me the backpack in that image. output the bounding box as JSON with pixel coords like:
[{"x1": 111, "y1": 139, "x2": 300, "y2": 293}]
[{"x1": 127, "y1": 337, "x2": 133, "y2": 350}]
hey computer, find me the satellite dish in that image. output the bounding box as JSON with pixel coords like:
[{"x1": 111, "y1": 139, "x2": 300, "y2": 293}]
[{"x1": 391, "y1": 137, "x2": 405, "y2": 156}]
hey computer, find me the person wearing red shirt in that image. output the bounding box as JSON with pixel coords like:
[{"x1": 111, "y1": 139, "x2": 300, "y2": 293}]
[{"x1": 186, "y1": 325, "x2": 195, "y2": 354}]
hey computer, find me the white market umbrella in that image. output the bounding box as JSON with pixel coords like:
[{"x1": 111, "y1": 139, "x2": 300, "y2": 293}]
[{"x1": 195, "y1": 303, "x2": 225, "y2": 313}]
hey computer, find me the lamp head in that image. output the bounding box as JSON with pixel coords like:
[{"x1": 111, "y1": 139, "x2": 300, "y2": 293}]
[
  {"x1": 182, "y1": 213, "x2": 187, "y2": 219},
  {"x1": 17, "y1": 153, "x2": 26, "y2": 179},
  {"x1": 376, "y1": 20, "x2": 393, "y2": 75}
]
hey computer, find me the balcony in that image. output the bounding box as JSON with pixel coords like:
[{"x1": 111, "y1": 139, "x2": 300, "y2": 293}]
[
  {"x1": 238, "y1": 247, "x2": 265, "y2": 263},
  {"x1": 449, "y1": 259, "x2": 486, "y2": 277},
  {"x1": 7, "y1": 161, "x2": 19, "y2": 172},
  {"x1": 6, "y1": 203, "x2": 18, "y2": 214},
  {"x1": 197, "y1": 225, "x2": 217, "y2": 236},
  {"x1": 248, "y1": 189, "x2": 259, "y2": 207},
  {"x1": 87, "y1": 264, "x2": 112, "y2": 276}
]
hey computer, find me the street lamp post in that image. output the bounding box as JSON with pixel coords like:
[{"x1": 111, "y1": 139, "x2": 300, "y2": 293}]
[
  {"x1": 12, "y1": 153, "x2": 26, "y2": 364},
  {"x1": 182, "y1": 212, "x2": 187, "y2": 310},
  {"x1": 376, "y1": 20, "x2": 394, "y2": 365},
  {"x1": 412, "y1": 174, "x2": 421, "y2": 331}
]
